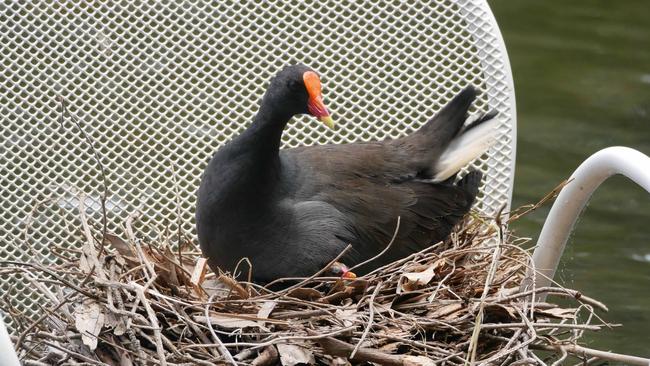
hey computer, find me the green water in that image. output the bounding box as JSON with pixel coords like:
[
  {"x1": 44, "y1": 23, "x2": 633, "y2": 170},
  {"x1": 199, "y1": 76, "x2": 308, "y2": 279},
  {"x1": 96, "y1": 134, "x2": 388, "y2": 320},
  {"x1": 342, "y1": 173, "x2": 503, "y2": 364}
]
[{"x1": 490, "y1": 0, "x2": 650, "y2": 357}]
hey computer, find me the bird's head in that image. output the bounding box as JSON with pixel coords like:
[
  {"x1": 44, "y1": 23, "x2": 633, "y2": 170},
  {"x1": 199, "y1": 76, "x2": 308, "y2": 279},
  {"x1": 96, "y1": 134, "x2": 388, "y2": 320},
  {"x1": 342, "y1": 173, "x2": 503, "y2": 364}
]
[
  {"x1": 327, "y1": 261, "x2": 357, "y2": 279},
  {"x1": 265, "y1": 64, "x2": 335, "y2": 129}
]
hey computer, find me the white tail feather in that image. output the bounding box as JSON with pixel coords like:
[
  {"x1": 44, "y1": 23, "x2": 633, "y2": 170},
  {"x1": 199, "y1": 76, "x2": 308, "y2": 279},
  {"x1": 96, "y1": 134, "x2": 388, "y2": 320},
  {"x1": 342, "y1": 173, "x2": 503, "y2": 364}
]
[{"x1": 432, "y1": 118, "x2": 499, "y2": 182}]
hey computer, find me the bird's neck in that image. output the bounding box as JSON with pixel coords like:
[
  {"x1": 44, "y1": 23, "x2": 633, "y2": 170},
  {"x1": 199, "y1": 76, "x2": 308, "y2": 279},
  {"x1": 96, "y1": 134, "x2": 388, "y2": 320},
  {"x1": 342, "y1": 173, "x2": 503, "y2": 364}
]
[
  {"x1": 217, "y1": 97, "x2": 291, "y2": 203},
  {"x1": 243, "y1": 97, "x2": 293, "y2": 155}
]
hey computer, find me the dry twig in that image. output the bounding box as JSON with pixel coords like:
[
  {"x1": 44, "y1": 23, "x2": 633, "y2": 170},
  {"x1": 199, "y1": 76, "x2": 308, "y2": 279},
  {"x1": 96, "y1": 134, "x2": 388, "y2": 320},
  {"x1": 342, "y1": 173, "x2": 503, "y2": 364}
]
[{"x1": 3, "y1": 192, "x2": 645, "y2": 366}]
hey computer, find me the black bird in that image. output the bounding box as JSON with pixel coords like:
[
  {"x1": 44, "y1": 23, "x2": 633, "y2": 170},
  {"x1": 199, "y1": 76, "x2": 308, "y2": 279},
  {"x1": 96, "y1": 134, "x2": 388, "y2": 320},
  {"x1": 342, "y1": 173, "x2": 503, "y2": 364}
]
[{"x1": 196, "y1": 64, "x2": 497, "y2": 283}]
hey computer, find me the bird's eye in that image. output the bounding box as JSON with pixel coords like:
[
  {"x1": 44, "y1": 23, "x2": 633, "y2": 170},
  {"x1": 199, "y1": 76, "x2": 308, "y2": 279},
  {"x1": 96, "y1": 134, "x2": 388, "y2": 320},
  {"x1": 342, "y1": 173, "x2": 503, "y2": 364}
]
[{"x1": 289, "y1": 80, "x2": 303, "y2": 91}]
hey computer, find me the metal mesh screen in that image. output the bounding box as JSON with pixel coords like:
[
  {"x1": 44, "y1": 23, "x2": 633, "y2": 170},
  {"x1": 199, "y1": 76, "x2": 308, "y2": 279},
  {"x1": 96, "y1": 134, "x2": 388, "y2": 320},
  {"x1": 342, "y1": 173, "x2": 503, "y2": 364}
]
[{"x1": 0, "y1": 0, "x2": 515, "y2": 327}]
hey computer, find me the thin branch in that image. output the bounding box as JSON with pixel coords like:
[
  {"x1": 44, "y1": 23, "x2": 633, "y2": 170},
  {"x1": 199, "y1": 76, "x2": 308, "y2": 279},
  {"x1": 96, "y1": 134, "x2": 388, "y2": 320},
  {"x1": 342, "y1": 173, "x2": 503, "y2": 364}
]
[
  {"x1": 350, "y1": 281, "x2": 382, "y2": 358},
  {"x1": 205, "y1": 294, "x2": 237, "y2": 365},
  {"x1": 531, "y1": 343, "x2": 650, "y2": 366},
  {"x1": 350, "y1": 216, "x2": 401, "y2": 273},
  {"x1": 57, "y1": 95, "x2": 109, "y2": 257},
  {"x1": 262, "y1": 244, "x2": 353, "y2": 294}
]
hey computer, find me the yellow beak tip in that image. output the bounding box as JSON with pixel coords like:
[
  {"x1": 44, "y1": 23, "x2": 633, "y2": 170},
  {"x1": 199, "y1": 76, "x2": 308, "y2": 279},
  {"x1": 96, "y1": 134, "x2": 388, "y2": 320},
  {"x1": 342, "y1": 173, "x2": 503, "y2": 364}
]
[{"x1": 320, "y1": 116, "x2": 335, "y2": 129}]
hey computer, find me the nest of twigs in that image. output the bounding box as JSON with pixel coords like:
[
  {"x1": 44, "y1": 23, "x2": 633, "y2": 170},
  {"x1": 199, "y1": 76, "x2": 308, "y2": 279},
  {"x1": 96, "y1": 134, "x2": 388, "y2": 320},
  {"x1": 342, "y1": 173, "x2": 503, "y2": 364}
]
[{"x1": 2, "y1": 197, "x2": 619, "y2": 366}]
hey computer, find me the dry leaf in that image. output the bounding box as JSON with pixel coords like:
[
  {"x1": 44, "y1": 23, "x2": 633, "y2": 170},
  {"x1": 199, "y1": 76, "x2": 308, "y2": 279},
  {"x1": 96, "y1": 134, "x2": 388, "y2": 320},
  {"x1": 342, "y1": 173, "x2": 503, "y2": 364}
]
[
  {"x1": 194, "y1": 314, "x2": 268, "y2": 330},
  {"x1": 399, "y1": 259, "x2": 444, "y2": 292},
  {"x1": 181, "y1": 255, "x2": 198, "y2": 275},
  {"x1": 277, "y1": 344, "x2": 315, "y2": 366},
  {"x1": 346, "y1": 280, "x2": 369, "y2": 298},
  {"x1": 537, "y1": 307, "x2": 577, "y2": 319},
  {"x1": 104, "y1": 311, "x2": 127, "y2": 336},
  {"x1": 251, "y1": 346, "x2": 279, "y2": 366},
  {"x1": 320, "y1": 289, "x2": 352, "y2": 304},
  {"x1": 116, "y1": 348, "x2": 134, "y2": 366},
  {"x1": 79, "y1": 252, "x2": 92, "y2": 274},
  {"x1": 403, "y1": 355, "x2": 436, "y2": 366},
  {"x1": 427, "y1": 303, "x2": 463, "y2": 320},
  {"x1": 257, "y1": 301, "x2": 277, "y2": 328},
  {"x1": 334, "y1": 308, "x2": 358, "y2": 327},
  {"x1": 74, "y1": 299, "x2": 105, "y2": 350},
  {"x1": 326, "y1": 280, "x2": 346, "y2": 295},
  {"x1": 217, "y1": 275, "x2": 250, "y2": 299},
  {"x1": 104, "y1": 233, "x2": 132, "y2": 257},
  {"x1": 287, "y1": 287, "x2": 322, "y2": 301},
  {"x1": 484, "y1": 304, "x2": 518, "y2": 320},
  {"x1": 330, "y1": 357, "x2": 350, "y2": 366},
  {"x1": 161, "y1": 245, "x2": 181, "y2": 287},
  {"x1": 97, "y1": 343, "x2": 134, "y2": 366},
  {"x1": 202, "y1": 277, "x2": 231, "y2": 297},
  {"x1": 378, "y1": 342, "x2": 400, "y2": 353},
  {"x1": 321, "y1": 280, "x2": 367, "y2": 303},
  {"x1": 79, "y1": 231, "x2": 106, "y2": 278},
  {"x1": 257, "y1": 301, "x2": 277, "y2": 320},
  {"x1": 190, "y1": 258, "x2": 208, "y2": 286}
]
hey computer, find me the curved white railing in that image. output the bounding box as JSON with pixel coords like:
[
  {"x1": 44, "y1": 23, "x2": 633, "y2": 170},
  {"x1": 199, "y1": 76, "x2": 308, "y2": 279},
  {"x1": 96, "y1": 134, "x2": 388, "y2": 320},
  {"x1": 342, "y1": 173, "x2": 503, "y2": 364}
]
[
  {"x1": 531, "y1": 147, "x2": 650, "y2": 291},
  {"x1": 0, "y1": 314, "x2": 19, "y2": 366}
]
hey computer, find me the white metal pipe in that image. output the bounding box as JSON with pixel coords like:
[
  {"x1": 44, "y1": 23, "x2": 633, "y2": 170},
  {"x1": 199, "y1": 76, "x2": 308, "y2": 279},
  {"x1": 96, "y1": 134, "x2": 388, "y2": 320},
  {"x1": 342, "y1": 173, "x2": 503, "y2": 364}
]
[
  {"x1": 0, "y1": 314, "x2": 20, "y2": 366},
  {"x1": 531, "y1": 146, "x2": 650, "y2": 291}
]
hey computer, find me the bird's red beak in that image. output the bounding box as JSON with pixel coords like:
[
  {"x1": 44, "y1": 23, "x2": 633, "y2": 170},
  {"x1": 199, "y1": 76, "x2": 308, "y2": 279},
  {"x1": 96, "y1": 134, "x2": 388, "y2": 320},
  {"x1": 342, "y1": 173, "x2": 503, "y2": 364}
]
[
  {"x1": 303, "y1": 71, "x2": 335, "y2": 129},
  {"x1": 337, "y1": 263, "x2": 357, "y2": 279},
  {"x1": 341, "y1": 269, "x2": 357, "y2": 279}
]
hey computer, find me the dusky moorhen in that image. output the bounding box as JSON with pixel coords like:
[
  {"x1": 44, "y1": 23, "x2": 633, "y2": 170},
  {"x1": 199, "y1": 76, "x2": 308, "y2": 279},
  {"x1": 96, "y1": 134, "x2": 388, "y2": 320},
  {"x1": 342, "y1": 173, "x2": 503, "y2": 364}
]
[{"x1": 196, "y1": 64, "x2": 497, "y2": 283}]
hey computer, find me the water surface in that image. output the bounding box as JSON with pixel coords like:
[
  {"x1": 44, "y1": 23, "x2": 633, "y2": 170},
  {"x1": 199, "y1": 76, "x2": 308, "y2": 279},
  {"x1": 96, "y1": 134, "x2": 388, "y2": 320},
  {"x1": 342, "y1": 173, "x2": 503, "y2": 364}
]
[{"x1": 490, "y1": 0, "x2": 650, "y2": 357}]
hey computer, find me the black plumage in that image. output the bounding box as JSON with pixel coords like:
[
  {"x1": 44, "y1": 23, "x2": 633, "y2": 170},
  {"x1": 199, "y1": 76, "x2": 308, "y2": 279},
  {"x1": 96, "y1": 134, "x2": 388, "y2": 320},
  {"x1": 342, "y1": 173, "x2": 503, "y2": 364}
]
[{"x1": 196, "y1": 64, "x2": 496, "y2": 283}]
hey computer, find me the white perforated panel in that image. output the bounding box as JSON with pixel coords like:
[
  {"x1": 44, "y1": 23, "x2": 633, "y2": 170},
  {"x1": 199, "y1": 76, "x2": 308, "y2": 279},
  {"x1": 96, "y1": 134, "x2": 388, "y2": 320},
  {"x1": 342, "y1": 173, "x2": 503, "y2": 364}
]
[{"x1": 0, "y1": 0, "x2": 515, "y2": 326}]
